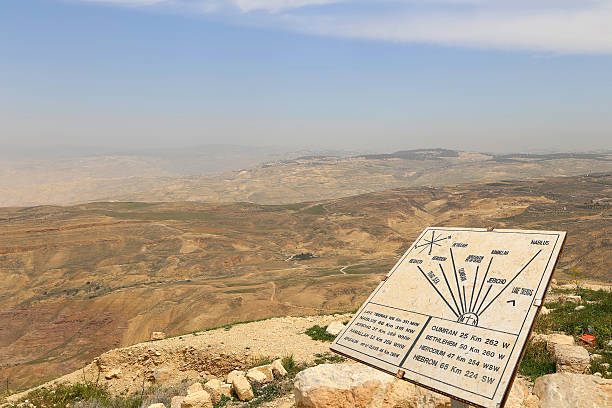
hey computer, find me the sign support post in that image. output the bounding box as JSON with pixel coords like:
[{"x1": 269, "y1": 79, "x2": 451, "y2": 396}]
[{"x1": 451, "y1": 399, "x2": 469, "y2": 408}]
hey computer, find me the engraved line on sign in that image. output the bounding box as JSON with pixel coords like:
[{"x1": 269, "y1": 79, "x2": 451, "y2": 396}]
[
  {"x1": 439, "y1": 263, "x2": 461, "y2": 317},
  {"x1": 450, "y1": 248, "x2": 465, "y2": 314},
  {"x1": 474, "y1": 285, "x2": 493, "y2": 315},
  {"x1": 471, "y1": 257, "x2": 493, "y2": 313},
  {"x1": 468, "y1": 265, "x2": 479, "y2": 313},
  {"x1": 479, "y1": 250, "x2": 542, "y2": 317},
  {"x1": 399, "y1": 316, "x2": 432, "y2": 366},
  {"x1": 418, "y1": 266, "x2": 459, "y2": 317}
]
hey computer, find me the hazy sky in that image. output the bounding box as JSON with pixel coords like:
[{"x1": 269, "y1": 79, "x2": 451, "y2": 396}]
[{"x1": 1, "y1": 0, "x2": 611, "y2": 153}]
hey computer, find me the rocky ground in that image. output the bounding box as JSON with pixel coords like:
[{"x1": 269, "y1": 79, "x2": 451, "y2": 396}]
[{"x1": 3, "y1": 282, "x2": 611, "y2": 408}]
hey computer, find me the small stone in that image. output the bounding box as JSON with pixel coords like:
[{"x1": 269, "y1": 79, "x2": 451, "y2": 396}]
[
  {"x1": 594, "y1": 372, "x2": 603, "y2": 377},
  {"x1": 574, "y1": 305, "x2": 586, "y2": 311},
  {"x1": 565, "y1": 295, "x2": 582, "y2": 304},
  {"x1": 203, "y1": 379, "x2": 223, "y2": 404},
  {"x1": 246, "y1": 365, "x2": 274, "y2": 383},
  {"x1": 181, "y1": 390, "x2": 212, "y2": 408},
  {"x1": 187, "y1": 382, "x2": 204, "y2": 395},
  {"x1": 325, "y1": 321, "x2": 346, "y2": 336},
  {"x1": 544, "y1": 333, "x2": 575, "y2": 352},
  {"x1": 148, "y1": 404, "x2": 166, "y2": 408},
  {"x1": 231, "y1": 374, "x2": 254, "y2": 401},
  {"x1": 590, "y1": 354, "x2": 603, "y2": 361},
  {"x1": 226, "y1": 370, "x2": 245, "y2": 384},
  {"x1": 246, "y1": 368, "x2": 267, "y2": 384},
  {"x1": 220, "y1": 383, "x2": 233, "y2": 398},
  {"x1": 150, "y1": 331, "x2": 166, "y2": 341},
  {"x1": 540, "y1": 306, "x2": 552, "y2": 315},
  {"x1": 271, "y1": 359, "x2": 288, "y2": 377},
  {"x1": 153, "y1": 368, "x2": 171, "y2": 383},
  {"x1": 104, "y1": 368, "x2": 121, "y2": 380},
  {"x1": 170, "y1": 396, "x2": 185, "y2": 408}
]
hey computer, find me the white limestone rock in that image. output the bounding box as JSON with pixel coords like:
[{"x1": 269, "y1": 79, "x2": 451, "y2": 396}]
[
  {"x1": 325, "y1": 321, "x2": 346, "y2": 337},
  {"x1": 533, "y1": 373, "x2": 612, "y2": 408}
]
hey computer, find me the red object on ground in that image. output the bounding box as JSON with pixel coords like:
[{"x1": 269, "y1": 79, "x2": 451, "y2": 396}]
[{"x1": 580, "y1": 334, "x2": 596, "y2": 345}]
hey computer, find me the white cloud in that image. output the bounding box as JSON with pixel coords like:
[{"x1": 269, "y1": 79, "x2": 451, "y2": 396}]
[
  {"x1": 232, "y1": 0, "x2": 343, "y2": 13},
  {"x1": 72, "y1": 0, "x2": 612, "y2": 53}
]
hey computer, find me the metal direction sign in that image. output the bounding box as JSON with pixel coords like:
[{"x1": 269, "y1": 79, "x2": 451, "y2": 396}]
[{"x1": 331, "y1": 227, "x2": 566, "y2": 408}]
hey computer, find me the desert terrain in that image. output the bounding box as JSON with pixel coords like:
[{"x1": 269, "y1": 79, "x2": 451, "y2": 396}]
[
  {"x1": 1, "y1": 172, "x2": 610, "y2": 391},
  {"x1": 2, "y1": 149, "x2": 612, "y2": 207}
]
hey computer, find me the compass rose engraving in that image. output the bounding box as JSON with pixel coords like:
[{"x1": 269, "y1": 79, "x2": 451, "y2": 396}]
[{"x1": 415, "y1": 230, "x2": 451, "y2": 255}]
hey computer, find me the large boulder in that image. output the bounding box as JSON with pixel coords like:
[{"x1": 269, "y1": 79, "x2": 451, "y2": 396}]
[
  {"x1": 293, "y1": 363, "x2": 449, "y2": 408},
  {"x1": 325, "y1": 321, "x2": 346, "y2": 337},
  {"x1": 534, "y1": 373, "x2": 612, "y2": 407},
  {"x1": 181, "y1": 390, "x2": 213, "y2": 408},
  {"x1": 552, "y1": 344, "x2": 590, "y2": 373}
]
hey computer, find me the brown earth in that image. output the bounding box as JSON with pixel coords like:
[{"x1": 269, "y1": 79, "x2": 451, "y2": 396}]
[{"x1": 1, "y1": 173, "x2": 611, "y2": 391}]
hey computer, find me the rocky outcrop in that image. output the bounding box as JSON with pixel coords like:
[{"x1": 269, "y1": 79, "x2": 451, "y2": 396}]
[
  {"x1": 293, "y1": 363, "x2": 449, "y2": 408},
  {"x1": 551, "y1": 344, "x2": 590, "y2": 373},
  {"x1": 533, "y1": 373, "x2": 612, "y2": 407}
]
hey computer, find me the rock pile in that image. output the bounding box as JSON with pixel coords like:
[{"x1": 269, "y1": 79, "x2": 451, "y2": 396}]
[{"x1": 145, "y1": 358, "x2": 288, "y2": 408}]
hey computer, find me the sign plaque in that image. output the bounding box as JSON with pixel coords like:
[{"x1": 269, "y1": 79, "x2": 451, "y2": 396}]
[{"x1": 331, "y1": 227, "x2": 566, "y2": 408}]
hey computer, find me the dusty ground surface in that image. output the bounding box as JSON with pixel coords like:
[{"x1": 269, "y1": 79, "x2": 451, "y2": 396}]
[{"x1": 6, "y1": 313, "x2": 352, "y2": 401}]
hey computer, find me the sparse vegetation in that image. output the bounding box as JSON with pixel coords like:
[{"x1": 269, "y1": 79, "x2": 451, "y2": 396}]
[
  {"x1": 304, "y1": 325, "x2": 336, "y2": 342},
  {"x1": 313, "y1": 352, "x2": 345, "y2": 365},
  {"x1": 8, "y1": 382, "x2": 139, "y2": 408},
  {"x1": 535, "y1": 288, "x2": 612, "y2": 346},
  {"x1": 518, "y1": 341, "x2": 555, "y2": 381},
  {"x1": 249, "y1": 356, "x2": 274, "y2": 369}
]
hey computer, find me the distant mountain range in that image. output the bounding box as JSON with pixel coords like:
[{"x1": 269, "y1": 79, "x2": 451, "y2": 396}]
[{"x1": 1, "y1": 147, "x2": 612, "y2": 207}]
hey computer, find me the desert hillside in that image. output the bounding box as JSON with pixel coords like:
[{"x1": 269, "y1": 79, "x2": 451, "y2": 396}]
[
  {"x1": 1, "y1": 173, "x2": 610, "y2": 390},
  {"x1": 5, "y1": 283, "x2": 611, "y2": 407}
]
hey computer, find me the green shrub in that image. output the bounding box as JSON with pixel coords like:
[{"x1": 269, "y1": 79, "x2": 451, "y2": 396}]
[{"x1": 305, "y1": 325, "x2": 336, "y2": 342}]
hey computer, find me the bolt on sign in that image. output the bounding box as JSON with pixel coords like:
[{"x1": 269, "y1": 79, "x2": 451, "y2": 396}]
[{"x1": 330, "y1": 227, "x2": 566, "y2": 408}]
